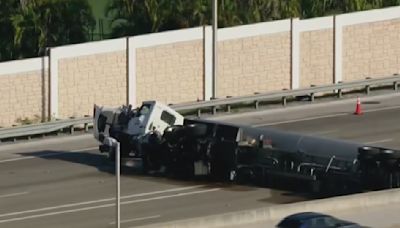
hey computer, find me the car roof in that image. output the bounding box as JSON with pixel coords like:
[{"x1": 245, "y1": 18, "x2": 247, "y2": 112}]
[{"x1": 283, "y1": 212, "x2": 329, "y2": 220}]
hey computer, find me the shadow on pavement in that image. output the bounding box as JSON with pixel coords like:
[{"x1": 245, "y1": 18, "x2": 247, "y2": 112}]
[
  {"x1": 17, "y1": 150, "x2": 315, "y2": 204},
  {"x1": 17, "y1": 150, "x2": 116, "y2": 174},
  {"x1": 15, "y1": 150, "x2": 245, "y2": 189}
]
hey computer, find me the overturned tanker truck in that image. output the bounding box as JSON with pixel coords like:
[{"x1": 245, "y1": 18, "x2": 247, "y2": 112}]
[{"x1": 93, "y1": 101, "x2": 400, "y2": 193}]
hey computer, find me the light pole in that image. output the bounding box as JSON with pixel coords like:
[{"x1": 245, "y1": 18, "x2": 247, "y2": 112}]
[
  {"x1": 104, "y1": 137, "x2": 120, "y2": 228},
  {"x1": 212, "y1": 0, "x2": 218, "y2": 99}
]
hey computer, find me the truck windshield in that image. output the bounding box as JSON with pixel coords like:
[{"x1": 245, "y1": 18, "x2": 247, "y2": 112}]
[{"x1": 138, "y1": 104, "x2": 151, "y2": 116}]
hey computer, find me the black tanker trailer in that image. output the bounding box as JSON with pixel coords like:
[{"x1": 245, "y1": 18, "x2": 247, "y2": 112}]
[{"x1": 158, "y1": 118, "x2": 400, "y2": 193}]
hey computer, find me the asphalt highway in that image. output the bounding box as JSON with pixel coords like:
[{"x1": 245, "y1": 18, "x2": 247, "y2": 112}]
[
  {"x1": 214, "y1": 93, "x2": 400, "y2": 150},
  {"x1": 0, "y1": 134, "x2": 304, "y2": 228},
  {"x1": 1, "y1": 93, "x2": 399, "y2": 228}
]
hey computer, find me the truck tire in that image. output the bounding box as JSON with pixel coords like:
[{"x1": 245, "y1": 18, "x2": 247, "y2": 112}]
[
  {"x1": 235, "y1": 167, "x2": 254, "y2": 184},
  {"x1": 358, "y1": 146, "x2": 380, "y2": 160},
  {"x1": 163, "y1": 125, "x2": 184, "y2": 143},
  {"x1": 97, "y1": 114, "x2": 107, "y2": 133},
  {"x1": 383, "y1": 158, "x2": 398, "y2": 166},
  {"x1": 186, "y1": 124, "x2": 207, "y2": 137},
  {"x1": 380, "y1": 149, "x2": 400, "y2": 160}
]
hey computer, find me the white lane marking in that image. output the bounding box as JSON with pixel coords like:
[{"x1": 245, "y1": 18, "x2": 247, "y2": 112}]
[
  {"x1": 364, "y1": 138, "x2": 393, "y2": 145},
  {"x1": 250, "y1": 105, "x2": 400, "y2": 141},
  {"x1": 0, "y1": 192, "x2": 29, "y2": 199},
  {"x1": 311, "y1": 130, "x2": 338, "y2": 136},
  {"x1": 0, "y1": 134, "x2": 94, "y2": 153},
  {"x1": 70, "y1": 147, "x2": 98, "y2": 152},
  {"x1": 253, "y1": 113, "x2": 348, "y2": 127},
  {"x1": 0, "y1": 147, "x2": 98, "y2": 164},
  {"x1": 250, "y1": 103, "x2": 400, "y2": 127},
  {"x1": 210, "y1": 94, "x2": 400, "y2": 121},
  {"x1": 120, "y1": 188, "x2": 219, "y2": 205},
  {"x1": 109, "y1": 215, "x2": 161, "y2": 225},
  {"x1": 0, "y1": 188, "x2": 220, "y2": 224},
  {"x1": 0, "y1": 185, "x2": 205, "y2": 218},
  {"x1": 0, "y1": 203, "x2": 114, "y2": 224},
  {"x1": 0, "y1": 154, "x2": 66, "y2": 163},
  {"x1": 364, "y1": 105, "x2": 400, "y2": 113}
]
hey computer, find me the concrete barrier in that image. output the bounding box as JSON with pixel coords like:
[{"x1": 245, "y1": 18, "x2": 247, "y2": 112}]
[{"x1": 136, "y1": 189, "x2": 400, "y2": 228}]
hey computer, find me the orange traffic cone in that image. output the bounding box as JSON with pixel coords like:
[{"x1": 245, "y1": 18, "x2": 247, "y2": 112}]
[{"x1": 354, "y1": 97, "x2": 363, "y2": 115}]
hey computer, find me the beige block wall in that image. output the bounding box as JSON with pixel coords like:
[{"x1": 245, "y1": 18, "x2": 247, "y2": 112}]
[
  {"x1": 343, "y1": 18, "x2": 400, "y2": 81},
  {"x1": 58, "y1": 51, "x2": 127, "y2": 118},
  {"x1": 0, "y1": 70, "x2": 47, "y2": 127},
  {"x1": 136, "y1": 40, "x2": 204, "y2": 105},
  {"x1": 217, "y1": 32, "x2": 291, "y2": 98},
  {"x1": 300, "y1": 29, "x2": 334, "y2": 88}
]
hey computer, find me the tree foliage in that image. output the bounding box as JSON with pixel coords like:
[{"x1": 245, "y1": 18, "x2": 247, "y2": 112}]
[
  {"x1": 107, "y1": 0, "x2": 400, "y2": 37},
  {"x1": 0, "y1": 1, "x2": 20, "y2": 61},
  {"x1": 106, "y1": 0, "x2": 211, "y2": 36},
  {"x1": 0, "y1": 0, "x2": 95, "y2": 61},
  {"x1": 1, "y1": 0, "x2": 399, "y2": 61}
]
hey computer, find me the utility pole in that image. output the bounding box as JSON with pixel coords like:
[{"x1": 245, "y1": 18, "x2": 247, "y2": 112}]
[
  {"x1": 105, "y1": 137, "x2": 120, "y2": 228},
  {"x1": 212, "y1": 0, "x2": 218, "y2": 99},
  {"x1": 115, "y1": 141, "x2": 120, "y2": 228}
]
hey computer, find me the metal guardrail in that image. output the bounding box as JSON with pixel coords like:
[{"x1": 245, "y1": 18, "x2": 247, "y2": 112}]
[
  {"x1": 0, "y1": 117, "x2": 92, "y2": 141},
  {"x1": 171, "y1": 74, "x2": 400, "y2": 115},
  {"x1": 0, "y1": 74, "x2": 399, "y2": 141}
]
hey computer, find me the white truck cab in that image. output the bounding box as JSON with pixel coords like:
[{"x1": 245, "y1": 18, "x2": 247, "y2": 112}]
[
  {"x1": 93, "y1": 101, "x2": 184, "y2": 158},
  {"x1": 125, "y1": 101, "x2": 184, "y2": 136}
]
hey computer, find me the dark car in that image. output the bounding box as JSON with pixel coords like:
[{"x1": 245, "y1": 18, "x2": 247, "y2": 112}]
[{"x1": 276, "y1": 212, "x2": 363, "y2": 228}]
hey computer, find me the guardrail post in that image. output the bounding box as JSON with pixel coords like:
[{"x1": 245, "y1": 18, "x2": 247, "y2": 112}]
[
  {"x1": 310, "y1": 93, "x2": 315, "y2": 102},
  {"x1": 394, "y1": 81, "x2": 398, "y2": 91},
  {"x1": 337, "y1": 89, "x2": 343, "y2": 98},
  {"x1": 282, "y1": 96, "x2": 287, "y2": 106},
  {"x1": 197, "y1": 109, "x2": 201, "y2": 117},
  {"x1": 254, "y1": 100, "x2": 260, "y2": 109},
  {"x1": 366, "y1": 85, "x2": 370, "y2": 94},
  {"x1": 226, "y1": 104, "x2": 231, "y2": 113},
  {"x1": 212, "y1": 106, "x2": 217, "y2": 115}
]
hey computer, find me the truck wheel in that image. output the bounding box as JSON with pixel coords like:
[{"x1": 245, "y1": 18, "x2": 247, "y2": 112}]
[
  {"x1": 382, "y1": 159, "x2": 398, "y2": 170},
  {"x1": 358, "y1": 146, "x2": 380, "y2": 160},
  {"x1": 186, "y1": 124, "x2": 207, "y2": 137},
  {"x1": 163, "y1": 125, "x2": 184, "y2": 143},
  {"x1": 235, "y1": 167, "x2": 253, "y2": 184},
  {"x1": 380, "y1": 149, "x2": 400, "y2": 160}
]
